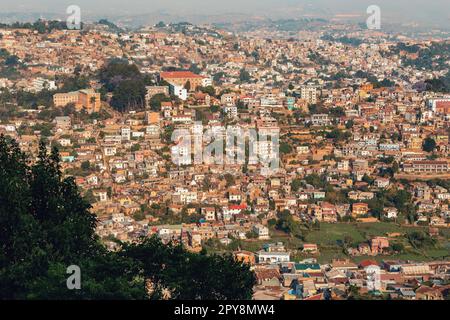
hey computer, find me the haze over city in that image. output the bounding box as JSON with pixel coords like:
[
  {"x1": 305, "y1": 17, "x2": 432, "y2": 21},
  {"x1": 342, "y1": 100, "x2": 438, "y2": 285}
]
[{"x1": 0, "y1": 0, "x2": 449, "y2": 28}]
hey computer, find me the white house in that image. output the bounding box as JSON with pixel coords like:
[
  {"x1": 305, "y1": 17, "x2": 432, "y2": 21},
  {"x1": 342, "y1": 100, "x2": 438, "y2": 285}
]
[
  {"x1": 384, "y1": 207, "x2": 398, "y2": 219},
  {"x1": 253, "y1": 224, "x2": 270, "y2": 240},
  {"x1": 169, "y1": 82, "x2": 187, "y2": 100},
  {"x1": 375, "y1": 177, "x2": 390, "y2": 188},
  {"x1": 257, "y1": 251, "x2": 290, "y2": 263},
  {"x1": 365, "y1": 265, "x2": 381, "y2": 291}
]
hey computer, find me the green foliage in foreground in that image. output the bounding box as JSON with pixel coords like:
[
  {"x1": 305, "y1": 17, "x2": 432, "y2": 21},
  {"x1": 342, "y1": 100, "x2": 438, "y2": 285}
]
[{"x1": 0, "y1": 135, "x2": 255, "y2": 299}]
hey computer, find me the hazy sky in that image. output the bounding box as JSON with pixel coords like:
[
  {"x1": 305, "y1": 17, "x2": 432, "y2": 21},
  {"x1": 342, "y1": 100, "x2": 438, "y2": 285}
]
[{"x1": 0, "y1": 0, "x2": 449, "y2": 26}]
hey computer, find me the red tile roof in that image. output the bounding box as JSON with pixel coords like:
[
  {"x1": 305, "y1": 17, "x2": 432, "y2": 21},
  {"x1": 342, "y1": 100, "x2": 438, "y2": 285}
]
[
  {"x1": 160, "y1": 71, "x2": 203, "y2": 79},
  {"x1": 359, "y1": 259, "x2": 379, "y2": 268},
  {"x1": 229, "y1": 204, "x2": 247, "y2": 210}
]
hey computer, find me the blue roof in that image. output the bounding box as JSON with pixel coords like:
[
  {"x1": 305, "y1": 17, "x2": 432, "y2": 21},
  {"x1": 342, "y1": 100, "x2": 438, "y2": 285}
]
[{"x1": 294, "y1": 263, "x2": 320, "y2": 270}]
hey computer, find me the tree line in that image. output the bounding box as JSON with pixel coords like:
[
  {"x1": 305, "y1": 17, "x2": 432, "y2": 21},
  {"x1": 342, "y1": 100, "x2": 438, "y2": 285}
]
[{"x1": 0, "y1": 135, "x2": 255, "y2": 299}]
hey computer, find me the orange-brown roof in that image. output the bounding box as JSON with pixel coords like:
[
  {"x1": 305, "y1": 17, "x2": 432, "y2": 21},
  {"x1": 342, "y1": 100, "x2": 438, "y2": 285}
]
[{"x1": 160, "y1": 71, "x2": 203, "y2": 79}]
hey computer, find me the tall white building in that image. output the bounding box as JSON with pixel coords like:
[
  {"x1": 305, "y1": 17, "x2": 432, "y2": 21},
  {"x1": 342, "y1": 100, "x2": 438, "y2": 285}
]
[
  {"x1": 121, "y1": 126, "x2": 131, "y2": 141},
  {"x1": 300, "y1": 84, "x2": 318, "y2": 104},
  {"x1": 32, "y1": 77, "x2": 57, "y2": 92},
  {"x1": 168, "y1": 82, "x2": 187, "y2": 100}
]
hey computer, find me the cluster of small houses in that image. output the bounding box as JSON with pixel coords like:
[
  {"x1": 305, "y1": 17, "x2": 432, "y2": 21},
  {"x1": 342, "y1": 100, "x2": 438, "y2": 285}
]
[
  {"x1": 96, "y1": 211, "x2": 270, "y2": 250},
  {"x1": 95, "y1": 211, "x2": 450, "y2": 300},
  {"x1": 233, "y1": 243, "x2": 450, "y2": 300}
]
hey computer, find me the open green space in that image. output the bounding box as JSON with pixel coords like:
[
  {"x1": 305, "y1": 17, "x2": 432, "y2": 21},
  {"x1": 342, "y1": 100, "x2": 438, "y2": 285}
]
[{"x1": 233, "y1": 222, "x2": 450, "y2": 264}]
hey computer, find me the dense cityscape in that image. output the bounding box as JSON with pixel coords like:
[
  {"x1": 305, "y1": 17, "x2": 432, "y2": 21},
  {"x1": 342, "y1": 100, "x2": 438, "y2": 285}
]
[{"x1": 1, "y1": 4, "x2": 450, "y2": 302}]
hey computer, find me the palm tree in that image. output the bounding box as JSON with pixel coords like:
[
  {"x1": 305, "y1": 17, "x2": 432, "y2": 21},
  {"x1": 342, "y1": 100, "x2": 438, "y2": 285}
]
[{"x1": 90, "y1": 96, "x2": 97, "y2": 112}]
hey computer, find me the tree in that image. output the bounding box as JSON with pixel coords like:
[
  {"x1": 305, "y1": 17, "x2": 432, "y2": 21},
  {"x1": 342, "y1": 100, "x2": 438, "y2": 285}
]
[
  {"x1": 343, "y1": 236, "x2": 354, "y2": 247},
  {"x1": 97, "y1": 19, "x2": 123, "y2": 33},
  {"x1": 110, "y1": 79, "x2": 146, "y2": 112},
  {"x1": 304, "y1": 173, "x2": 329, "y2": 189},
  {"x1": 0, "y1": 137, "x2": 108, "y2": 299},
  {"x1": 99, "y1": 59, "x2": 141, "y2": 91},
  {"x1": 0, "y1": 135, "x2": 256, "y2": 299},
  {"x1": 291, "y1": 178, "x2": 302, "y2": 192},
  {"x1": 362, "y1": 174, "x2": 374, "y2": 185},
  {"x1": 131, "y1": 144, "x2": 140, "y2": 152},
  {"x1": 133, "y1": 211, "x2": 146, "y2": 221},
  {"x1": 210, "y1": 105, "x2": 220, "y2": 113},
  {"x1": 84, "y1": 189, "x2": 97, "y2": 204},
  {"x1": 407, "y1": 231, "x2": 436, "y2": 249},
  {"x1": 276, "y1": 210, "x2": 303, "y2": 238},
  {"x1": 392, "y1": 189, "x2": 412, "y2": 213},
  {"x1": 425, "y1": 72, "x2": 450, "y2": 93},
  {"x1": 392, "y1": 161, "x2": 399, "y2": 173},
  {"x1": 81, "y1": 160, "x2": 91, "y2": 171},
  {"x1": 5, "y1": 55, "x2": 19, "y2": 66},
  {"x1": 121, "y1": 237, "x2": 255, "y2": 299},
  {"x1": 184, "y1": 80, "x2": 191, "y2": 92},
  {"x1": 280, "y1": 142, "x2": 292, "y2": 154},
  {"x1": 422, "y1": 137, "x2": 436, "y2": 152},
  {"x1": 213, "y1": 72, "x2": 226, "y2": 84},
  {"x1": 245, "y1": 230, "x2": 259, "y2": 239},
  {"x1": 198, "y1": 85, "x2": 215, "y2": 96},
  {"x1": 149, "y1": 93, "x2": 171, "y2": 112},
  {"x1": 326, "y1": 128, "x2": 351, "y2": 142},
  {"x1": 329, "y1": 107, "x2": 345, "y2": 118},
  {"x1": 60, "y1": 75, "x2": 89, "y2": 92},
  {"x1": 239, "y1": 69, "x2": 251, "y2": 83},
  {"x1": 99, "y1": 60, "x2": 146, "y2": 112},
  {"x1": 391, "y1": 243, "x2": 404, "y2": 253},
  {"x1": 224, "y1": 173, "x2": 235, "y2": 188},
  {"x1": 90, "y1": 96, "x2": 96, "y2": 108},
  {"x1": 345, "y1": 119, "x2": 354, "y2": 129}
]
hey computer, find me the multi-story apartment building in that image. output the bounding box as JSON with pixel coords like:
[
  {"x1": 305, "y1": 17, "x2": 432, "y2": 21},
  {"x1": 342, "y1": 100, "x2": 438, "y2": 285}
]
[
  {"x1": 300, "y1": 84, "x2": 318, "y2": 104},
  {"x1": 403, "y1": 161, "x2": 449, "y2": 174},
  {"x1": 427, "y1": 97, "x2": 450, "y2": 114},
  {"x1": 53, "y1": 89, "x2": 101, "y2": 113}
]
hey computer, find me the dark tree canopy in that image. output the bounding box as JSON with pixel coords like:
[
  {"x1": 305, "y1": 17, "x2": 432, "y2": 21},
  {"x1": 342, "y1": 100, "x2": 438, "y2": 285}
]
[
  {"x1": 422, "y1": 137, "x2": 437, "y2": 152},
  {"x1": 425, "y1": 72, "x2": 450, "y2": 93},
  {"x1": 99, "y1": 60, "x2": 146, "y2": 112},
  {"x1": 149, "y1": 93, "x2": 172, "y2": 112},
  {"x1": 239, "y1": 69, "x2": 251, "y2": 83},
  {"x1": 110, "y1": 79, "x2": 146, "y2": 112},
  {"x1": 0, "y1": 135, "x2": 256, "y2": 300}
]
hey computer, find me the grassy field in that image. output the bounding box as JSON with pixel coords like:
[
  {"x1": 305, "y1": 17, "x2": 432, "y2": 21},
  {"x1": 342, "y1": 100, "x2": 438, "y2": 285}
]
[
  {"x1": 304, "y1": 222, "x2": 426, "y2": 246},
  {"x1": 315, "y1": 247, "x2": 347, "y2": 264},
  {"x1": 238, "y1": 231, "x2": 304, "y2": 253},
  {"x1": 304, "y1": 223, "x2": 365, "y2": 245},
  {"x1": 233, "y1": 222, "x2": 450, "y2": 264},
  {"x1": 349, "y1": 247, "x2": 450, "y2": 263}
]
